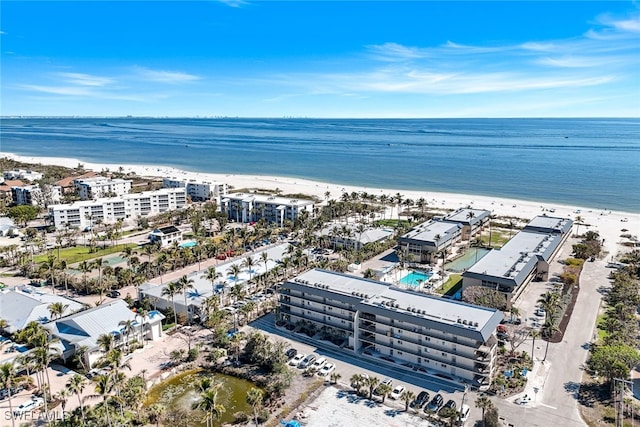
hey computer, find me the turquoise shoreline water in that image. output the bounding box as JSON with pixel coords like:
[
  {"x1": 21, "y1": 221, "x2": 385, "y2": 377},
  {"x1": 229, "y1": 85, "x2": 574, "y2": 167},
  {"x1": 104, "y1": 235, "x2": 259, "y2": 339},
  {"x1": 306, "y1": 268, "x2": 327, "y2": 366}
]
[{"x1": 1, "y1": 118, "x2": 638, "y2": 212}]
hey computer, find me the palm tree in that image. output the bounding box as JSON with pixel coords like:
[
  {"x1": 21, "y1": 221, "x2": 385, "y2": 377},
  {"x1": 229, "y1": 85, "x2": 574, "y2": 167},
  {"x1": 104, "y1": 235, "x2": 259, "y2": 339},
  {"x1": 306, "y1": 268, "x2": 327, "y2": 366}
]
[
  {"x1": 537, "y1": 291, "x2": 561, "y2": 324},
  {"x1": 66, "y1": 373, "x2": 87, "y2": 425},
  {"x1": 41, "y1": 253, "x2": 59, "y2": 294},
  {"x1": 400, "y1": 389, "x2": 415, "y2": 412},
  {"x1": 574, "y1": 215, "x2": 583, "y2": 237},
  {"x1": 176, "y1": 275, "x2": 195, "y2": 324},
  {"x1": 47, "y1": 301, "x2": 69, "y2": 320},
  {"x1": 1, "y1": 362, "x2": 21, "y2": 427},
  {"x1": 230, "y1": 283, "x2": 245, "y2": 305},
  {"x1": 542, "y1": 321, "x2": 561, "y2": 361},
  {"x1": 260, "y1": 251, "x2": 270, "y2": 276},
  {"x1": 78, "y1": 260, "x2": 93, "y2": 293},
  {"x1": 475, "y1": 395, "x2": 493, "y2": 425},
  {"x1": 366, "y1": 376, "x2": 380, "y2": 400},
  {"x1": 242, "y1": 256, "x2": 256, "y2": 282},
  {"x1": 96, "y1": 333, "x2": 115, "y2": 353},
  {"x1": 86, "y1": 374, "x2": 114, "y2": 427},
  {"x1": 530, "y1": 329, "x2": 541, "y2": 361},
  {"x1": 376, "y1": 383, "x2": 392, "y2": 403},
  {"x1": 204, "y1": 267, "x2": 222, "y2": 294},
  {"x1": 193, "y1": 386, "x2": 226, "y2": 427},
  {"x1": 161, "y1": 282, "x2": 179, "y2": 326},
  {"x1": 246, "y1": 387, "x2": 264, "y2": 427},
  {"x1": 330, "y1": 372, "x2": 341, "y2": 385}
]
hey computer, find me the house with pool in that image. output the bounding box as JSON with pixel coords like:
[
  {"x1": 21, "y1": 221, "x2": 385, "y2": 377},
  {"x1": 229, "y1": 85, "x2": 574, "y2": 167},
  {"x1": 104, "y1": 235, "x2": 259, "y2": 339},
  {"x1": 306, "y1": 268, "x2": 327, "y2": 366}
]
[
  {"x1": 278, "y1": 269, "x2": 502, "y2": 389},
  {"x1": 462, "y1": 216, "x2": 573, "y2": 307},
  {"x1": 148, "y1": 225, "x2": 183, "y2": 248}
]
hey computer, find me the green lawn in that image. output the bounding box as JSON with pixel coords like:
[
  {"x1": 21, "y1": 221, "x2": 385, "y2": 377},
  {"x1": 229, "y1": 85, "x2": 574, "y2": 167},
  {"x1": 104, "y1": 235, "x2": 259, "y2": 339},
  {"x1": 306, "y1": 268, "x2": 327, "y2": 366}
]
[
  {"x1": 437, "y1": 274, "x2": 463, "y2": 296},
  {"x1": 33, "y1": 243, "x2": 138, "y2": 265},
  {"x1": 596, "y1": 313, "x2": 608, "y2": 343}
]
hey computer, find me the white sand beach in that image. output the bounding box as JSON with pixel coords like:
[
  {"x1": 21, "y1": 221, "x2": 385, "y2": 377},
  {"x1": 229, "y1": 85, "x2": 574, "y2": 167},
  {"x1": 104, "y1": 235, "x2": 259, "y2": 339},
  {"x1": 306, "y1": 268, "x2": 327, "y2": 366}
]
[{"x1": 3, "y1": 152, "x2": 638, "y2": 259}]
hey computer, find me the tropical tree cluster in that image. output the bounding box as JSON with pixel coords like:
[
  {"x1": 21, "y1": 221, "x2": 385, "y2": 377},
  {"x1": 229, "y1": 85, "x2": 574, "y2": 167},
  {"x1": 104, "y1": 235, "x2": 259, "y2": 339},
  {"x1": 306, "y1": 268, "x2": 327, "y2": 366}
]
[{"x1": 588, "y1": 264, "x2": 640, "y2": 394}]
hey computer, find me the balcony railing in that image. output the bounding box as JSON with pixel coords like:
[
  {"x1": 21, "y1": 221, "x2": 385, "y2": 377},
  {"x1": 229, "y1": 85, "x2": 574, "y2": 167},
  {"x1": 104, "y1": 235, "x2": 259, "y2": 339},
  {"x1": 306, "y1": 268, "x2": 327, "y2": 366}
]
[{"x1": 280, "y1": 300, "x2": 354, "y2": 322}]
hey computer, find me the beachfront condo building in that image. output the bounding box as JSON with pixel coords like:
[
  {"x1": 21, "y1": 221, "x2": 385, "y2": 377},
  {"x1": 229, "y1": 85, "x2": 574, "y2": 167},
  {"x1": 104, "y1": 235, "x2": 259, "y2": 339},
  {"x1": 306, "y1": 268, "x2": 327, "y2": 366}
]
[
  {"x1": 221, "y1": 193, "x2": 315, "y2": 226},
  {"x1": 162, "y1": 177, "x2": 228, "y2": 203},
  {"x1": 3, "y1": 169, "x2": 44, "y2": 182},
  {"x1": 462, "y1": 216, "x2": 573, "y2": 307},
  {"x1": 278, "y1": 269, "x2": 502, "y2": 388},
  {"x1": 316, "y1": 222, "x2": 394, "y2": 250},
  {"x1": 441, "y1": 208, "x2": 491, "y2": 240},
  {"x1": 11, "y1": 184, "x2": 62, "y2": 207},
  {"x1": 398, "y1": 208, "x2": 491, "y2": 263},
  {"x1": 48, "y1": 187, "x2": 187, "y2": 229},
  {"x1": 74, "y1": 177, "x2": 133, "y2": 200}
]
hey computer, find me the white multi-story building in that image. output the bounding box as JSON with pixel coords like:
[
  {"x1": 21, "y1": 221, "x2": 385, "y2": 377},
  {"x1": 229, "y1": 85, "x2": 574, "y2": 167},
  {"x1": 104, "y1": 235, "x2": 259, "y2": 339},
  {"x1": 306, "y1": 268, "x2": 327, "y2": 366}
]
[
  {"x1": 221, "y1": 193, "x2": 315, "y2": 226},
  {"x1": 278, "y1": 269, "x2": 502, "y2": 388},
  {"x1": 48, "y1": 187, "x2": 187, "y2": 229},
  {"x1": 11, "y1": 185, "x2": 42, "y2": 206},
  {"x1": 462, "y1": 216, "x2": 573, "y2": 306},
  {"x1": 74, "y1": 177, "x2": 132, "y2": 200},
  {"x1": 3, "y1": 169, "x2": 44, "y2": 182},
  {"x1": 12, "y1": 184, "x2": 62, "y2": 207},
  {"x1": 163, "y1": 177, "x2": 227, "y2": 203}
]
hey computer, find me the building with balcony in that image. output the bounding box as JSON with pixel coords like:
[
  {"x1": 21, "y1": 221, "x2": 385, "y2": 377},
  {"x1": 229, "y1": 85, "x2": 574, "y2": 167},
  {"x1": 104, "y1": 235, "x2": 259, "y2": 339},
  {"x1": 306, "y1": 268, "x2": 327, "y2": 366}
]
[
  {"x1": 48, "y1": 187, "x2": 187, "y2": 229},
  {"x1": 74, "y1": 177, "x2": 132, "y2": 200},
  {"x1": 462, "y1": 216, "x2": 573, "y2": 307},
  {"x1": 221, "y1": 193, "x2": 315, "y2": 226},
  {"x1": 442, "y1": 208, "x2": 491, "y2": 240},
  {"x1": 162, "y1": 177, "x2": 228, "y2": 203},
  {"x1": 278, "y1": 269, "x2": 502, "y2": 388},
  {"x1": 398, "y1": 220, "x2": 462, "y2": 263}
]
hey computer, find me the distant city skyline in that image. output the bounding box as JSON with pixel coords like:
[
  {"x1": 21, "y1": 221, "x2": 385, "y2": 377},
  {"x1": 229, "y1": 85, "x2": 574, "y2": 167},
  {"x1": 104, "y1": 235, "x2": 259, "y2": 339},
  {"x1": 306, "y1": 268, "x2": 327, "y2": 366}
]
[{"x1": 1, "y1": 1, "x2": 639, "y2": 118}]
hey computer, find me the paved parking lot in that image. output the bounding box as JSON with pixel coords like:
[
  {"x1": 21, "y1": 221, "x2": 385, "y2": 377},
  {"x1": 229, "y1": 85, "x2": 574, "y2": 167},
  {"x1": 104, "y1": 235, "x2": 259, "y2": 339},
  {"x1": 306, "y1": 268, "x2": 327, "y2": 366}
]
[{"x1": 248, "y1": 314, "x2": 478, "y2": 426}]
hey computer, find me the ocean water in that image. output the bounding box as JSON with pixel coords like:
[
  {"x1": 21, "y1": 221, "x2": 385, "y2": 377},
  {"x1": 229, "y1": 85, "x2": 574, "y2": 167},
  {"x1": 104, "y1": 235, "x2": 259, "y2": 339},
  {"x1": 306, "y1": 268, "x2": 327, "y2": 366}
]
[{"x1": 0, "y1": 117, "x2": 638, "y2": 212}]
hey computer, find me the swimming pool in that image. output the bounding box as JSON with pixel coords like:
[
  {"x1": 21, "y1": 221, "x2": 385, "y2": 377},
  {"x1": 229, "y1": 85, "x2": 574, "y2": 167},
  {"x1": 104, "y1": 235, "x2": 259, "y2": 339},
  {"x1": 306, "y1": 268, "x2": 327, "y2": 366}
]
[
  {"x1": 399, "y1": 271, "x2": 431, "y2": 286},
  {"x1": 180, "y1": 240, "x2": 197, "y2": 248},
  {"x1": 445, "y1": 248, "x2": 491, "y2": 272}
]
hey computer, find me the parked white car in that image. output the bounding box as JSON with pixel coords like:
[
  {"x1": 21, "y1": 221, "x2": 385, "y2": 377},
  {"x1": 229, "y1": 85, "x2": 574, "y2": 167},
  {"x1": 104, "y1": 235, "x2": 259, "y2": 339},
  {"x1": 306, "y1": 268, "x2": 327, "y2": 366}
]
[
  {"x1": 289, "y1": 353, "x2": 306, "y2": 367},
  {"x1": 318, "y1": 362, "x2": 335, "y2": 377},
  {"x1": 310, "y1": 356, "x2": 327, "y2": 371},
  {"x1": 14, "y1": 397, "x2": 44, "y2": 416},
  {"x1": 389, "y1": 385, "x2": 405, "y2": 400}
]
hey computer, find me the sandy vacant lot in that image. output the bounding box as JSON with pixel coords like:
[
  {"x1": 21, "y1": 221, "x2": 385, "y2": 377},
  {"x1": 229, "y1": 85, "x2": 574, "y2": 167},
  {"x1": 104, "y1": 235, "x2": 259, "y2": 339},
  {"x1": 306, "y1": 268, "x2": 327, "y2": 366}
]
[{"x1": 299, "y1": 386, "x2": 435, "y2": 427}]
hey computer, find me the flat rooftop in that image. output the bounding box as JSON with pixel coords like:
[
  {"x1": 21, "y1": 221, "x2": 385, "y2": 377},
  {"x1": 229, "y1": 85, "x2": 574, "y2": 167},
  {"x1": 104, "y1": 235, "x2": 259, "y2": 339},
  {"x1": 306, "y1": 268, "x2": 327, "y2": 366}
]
[
  {"x1": 366, "y1": 287, "x2": 499, "y2": 328},
  {"x1": 401, "y1": 220, "x2": 461, "y2": 243},
  {"x1": 224, "y1": 192, "x2": 314, "y2": 207},
  {"x1": 525, "y1": 215, "x2": 573, "y2": 234},
  {"x1": 289, "y1": 269, "x2": 389, "y2": 298},
  {"x1": 443, "y1": 208, "x2": 491, "y2": 225},
  {"x1": 466, "y1": 231, "x2": 561, "y2": 280}
]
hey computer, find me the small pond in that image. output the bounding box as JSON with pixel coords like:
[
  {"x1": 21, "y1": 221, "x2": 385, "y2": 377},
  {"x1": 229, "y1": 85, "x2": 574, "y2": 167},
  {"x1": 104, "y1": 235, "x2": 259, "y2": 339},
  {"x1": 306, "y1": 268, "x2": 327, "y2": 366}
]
[{"x1": 145, "y1": 369, "x2": 257, "y2": 426}]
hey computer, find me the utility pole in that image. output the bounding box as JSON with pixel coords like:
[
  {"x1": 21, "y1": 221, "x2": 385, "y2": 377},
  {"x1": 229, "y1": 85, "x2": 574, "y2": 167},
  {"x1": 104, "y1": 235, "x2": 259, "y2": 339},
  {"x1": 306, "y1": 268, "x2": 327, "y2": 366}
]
[{"x1": 614, "y1": 378, "x2": 633, "y2": 427}]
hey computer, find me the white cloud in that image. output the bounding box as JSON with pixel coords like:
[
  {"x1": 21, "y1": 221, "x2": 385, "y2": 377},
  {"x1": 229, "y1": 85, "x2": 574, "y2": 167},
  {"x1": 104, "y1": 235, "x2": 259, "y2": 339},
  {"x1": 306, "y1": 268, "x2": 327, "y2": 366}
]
[
  {"x1": 56, "y1": 72, "x2": 113, "y2": 87},
  {"x1": 366, "y1": 43, "x2": 426, "y2": 62},
  {"x1": 217, "y1": 0, "x2": 248, "y2": 7},
  {"x1": 134, "y1": 66, "x2": 201, "y2": 83}
]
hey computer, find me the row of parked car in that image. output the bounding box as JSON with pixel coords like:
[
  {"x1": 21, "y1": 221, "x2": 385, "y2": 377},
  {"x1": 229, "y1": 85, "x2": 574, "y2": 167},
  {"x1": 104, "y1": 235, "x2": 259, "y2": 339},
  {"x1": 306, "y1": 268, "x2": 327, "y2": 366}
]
[
  {"x1": 286, "y1": 348, "x2": 336, "y2": 377},
  {"x1": 408, "y1": 390, "x2": 470, "y2": 422}
]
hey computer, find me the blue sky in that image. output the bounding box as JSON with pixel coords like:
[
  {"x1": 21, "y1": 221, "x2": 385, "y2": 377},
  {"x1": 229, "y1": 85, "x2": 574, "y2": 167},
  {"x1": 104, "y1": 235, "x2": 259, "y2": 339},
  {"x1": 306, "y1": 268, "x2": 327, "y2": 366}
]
[{"x1": 1, "y1": 1, "x2": 639, "y2": 118}]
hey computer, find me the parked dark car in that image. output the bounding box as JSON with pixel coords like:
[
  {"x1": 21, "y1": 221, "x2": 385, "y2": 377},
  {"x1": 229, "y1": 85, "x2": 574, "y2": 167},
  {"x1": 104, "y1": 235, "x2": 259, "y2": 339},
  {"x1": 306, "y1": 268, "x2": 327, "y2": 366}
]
[
  {"x1": 410, "y1": 390, "x2": 430, "y2": 409},
  {"x1": 106, "y1": 290, "x2": 121, "y2": 298},
  {"x1": 285, "y1": 348, "x2": 297, "y2": 359},
  {"x1": 426, "y1": 393, "x2": 444, "y2": 412},
  {"x1": 439, "y1": 399, "x2": 457, "y2": 415}
]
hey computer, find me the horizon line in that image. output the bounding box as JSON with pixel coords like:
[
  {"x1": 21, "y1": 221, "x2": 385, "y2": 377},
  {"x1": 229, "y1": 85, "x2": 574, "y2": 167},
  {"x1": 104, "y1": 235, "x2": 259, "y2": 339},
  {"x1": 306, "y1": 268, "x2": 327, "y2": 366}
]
[{"x1": 2, "y1": 115, "x2": 639, "y2": 120}]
